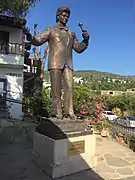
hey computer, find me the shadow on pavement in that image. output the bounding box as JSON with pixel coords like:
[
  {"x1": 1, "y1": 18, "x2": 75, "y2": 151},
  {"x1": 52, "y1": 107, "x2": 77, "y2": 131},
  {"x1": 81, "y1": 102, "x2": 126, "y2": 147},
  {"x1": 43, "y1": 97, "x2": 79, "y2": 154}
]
[{"x1": 0, "y1": 118, "x2": 104, "y2": 180}]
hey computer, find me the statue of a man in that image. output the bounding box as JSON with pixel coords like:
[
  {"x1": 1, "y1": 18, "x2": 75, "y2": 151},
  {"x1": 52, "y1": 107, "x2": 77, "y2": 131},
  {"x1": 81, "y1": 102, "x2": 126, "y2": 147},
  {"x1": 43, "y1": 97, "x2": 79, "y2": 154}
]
[{"x1": 26, "y1": 6, "x2": 90, "y2": 120}]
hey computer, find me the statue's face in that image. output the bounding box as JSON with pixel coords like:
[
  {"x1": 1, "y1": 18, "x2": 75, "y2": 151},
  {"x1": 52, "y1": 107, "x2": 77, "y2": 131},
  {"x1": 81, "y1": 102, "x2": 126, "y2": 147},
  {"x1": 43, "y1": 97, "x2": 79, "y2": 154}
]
[{"x1": 58, "y1": 11, "x2": 69, "y2": 25}]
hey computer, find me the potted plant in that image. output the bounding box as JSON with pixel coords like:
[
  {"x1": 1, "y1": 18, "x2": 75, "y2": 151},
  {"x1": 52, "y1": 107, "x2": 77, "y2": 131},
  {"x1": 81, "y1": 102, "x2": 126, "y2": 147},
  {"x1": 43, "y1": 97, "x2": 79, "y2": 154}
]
[
  {"x1": 94, "y1": 119, "x2": 112, "y2": 137},
  {"x1": 115, "y1": 132, "x2": 124, "y2": 143},
  {"x1": 94, "y1": 121, "x2": 102, "y2": 134},
  {"x1": 100, "y1": 119, "x2": 112, "y2": 137}
]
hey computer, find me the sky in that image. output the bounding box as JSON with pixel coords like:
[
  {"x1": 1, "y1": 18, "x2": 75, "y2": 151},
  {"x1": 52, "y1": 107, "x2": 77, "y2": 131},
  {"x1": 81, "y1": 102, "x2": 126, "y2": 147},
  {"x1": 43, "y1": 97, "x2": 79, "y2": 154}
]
[{"x1": 26, "y1": 0, "x2": 135, "y2": 75}]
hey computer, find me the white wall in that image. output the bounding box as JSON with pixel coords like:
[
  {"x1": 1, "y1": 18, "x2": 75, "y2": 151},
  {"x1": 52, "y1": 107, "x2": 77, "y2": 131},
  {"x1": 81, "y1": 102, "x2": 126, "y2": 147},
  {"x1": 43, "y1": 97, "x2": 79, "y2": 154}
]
[
  {"x1": 0, "y1": 25, "x2": 23, "y2": 44},
  {"x1": 0, "y1": 67, "x2": 23, "y2": 120},
  {"x1": 0, "y1": 54, "x2": 24, "y2": 66}
]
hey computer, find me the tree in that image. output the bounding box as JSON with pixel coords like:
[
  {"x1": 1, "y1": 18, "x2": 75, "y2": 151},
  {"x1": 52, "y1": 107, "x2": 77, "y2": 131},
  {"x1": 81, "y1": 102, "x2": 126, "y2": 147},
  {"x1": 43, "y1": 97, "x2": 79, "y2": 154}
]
[
  {"x1": 106, "y1": 94, "x2": 135, "y2": 115},
  {"x1": 93, "y1": 96, "x2": 105, "y2": 122},
  {"x1": 73, "y1": 85, "x2": 94, "y2": 115},
  {"x1": 0, "y1": 0, "x2": 40, "y2": 18},
  {"x1": 32, "y1": 24, "x2": 49, "y2": 86},
  {"x1": 73, "y1": 85, "x2": 105, "y2": 122},
  {"x1": 23, "y1": 24, "x2": 49, "y2": 97}
]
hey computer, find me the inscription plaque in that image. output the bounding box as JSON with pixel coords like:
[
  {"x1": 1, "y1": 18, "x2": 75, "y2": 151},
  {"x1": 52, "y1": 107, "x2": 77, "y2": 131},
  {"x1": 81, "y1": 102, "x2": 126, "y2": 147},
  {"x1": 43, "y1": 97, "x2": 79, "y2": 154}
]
[{"x1": 68, "y1": 140, "x2": 85, "y2": 156}]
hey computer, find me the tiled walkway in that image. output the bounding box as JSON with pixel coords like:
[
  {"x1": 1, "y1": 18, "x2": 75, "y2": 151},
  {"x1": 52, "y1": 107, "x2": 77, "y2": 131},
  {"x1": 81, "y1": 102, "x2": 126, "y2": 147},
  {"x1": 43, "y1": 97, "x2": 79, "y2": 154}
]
[
  {"x1": 94, "y1": 136, "x2": 135, "y2": 180},
  {"x1": 0, "y1": 121, "x2": 135, "y2": 180}
]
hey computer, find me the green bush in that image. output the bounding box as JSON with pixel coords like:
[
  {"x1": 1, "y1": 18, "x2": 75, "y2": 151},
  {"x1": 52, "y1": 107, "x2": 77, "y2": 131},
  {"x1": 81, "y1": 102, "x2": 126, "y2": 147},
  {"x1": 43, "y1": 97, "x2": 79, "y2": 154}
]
[
  {"x1": 112, "y1": 107, "x2": 122, "y2": 116},
  {"x1": 24, "y1": 88, "x2": 52, "y2": 118}
]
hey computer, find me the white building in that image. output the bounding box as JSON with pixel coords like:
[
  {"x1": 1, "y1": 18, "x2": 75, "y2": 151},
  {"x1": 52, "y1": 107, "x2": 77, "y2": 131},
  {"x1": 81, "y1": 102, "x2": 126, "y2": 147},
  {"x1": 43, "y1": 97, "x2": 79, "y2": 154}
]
[
  {"x1": 73, "y1": 77, "x2": 84, "y2": 84},
  {"x1": 0, "y1": 15, "x2": 26, "y2": 120},
  {"x1": 43, "y1": 81, "x2": 51, "y2": 89}
]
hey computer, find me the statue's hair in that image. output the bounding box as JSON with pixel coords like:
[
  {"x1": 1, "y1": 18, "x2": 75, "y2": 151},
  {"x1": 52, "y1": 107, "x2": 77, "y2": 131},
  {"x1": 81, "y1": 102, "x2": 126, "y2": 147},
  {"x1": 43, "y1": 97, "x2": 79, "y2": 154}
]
[{"x1": 56, "y1": 6, "x2": 71, "y2": 22}]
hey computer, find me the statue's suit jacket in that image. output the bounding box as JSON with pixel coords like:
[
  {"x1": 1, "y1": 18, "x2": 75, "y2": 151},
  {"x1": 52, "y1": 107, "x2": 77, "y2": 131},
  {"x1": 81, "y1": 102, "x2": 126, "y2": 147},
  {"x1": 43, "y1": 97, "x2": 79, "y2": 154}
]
[{"x1": 30, "y1": 22, "x2": 88, "y2": 70}]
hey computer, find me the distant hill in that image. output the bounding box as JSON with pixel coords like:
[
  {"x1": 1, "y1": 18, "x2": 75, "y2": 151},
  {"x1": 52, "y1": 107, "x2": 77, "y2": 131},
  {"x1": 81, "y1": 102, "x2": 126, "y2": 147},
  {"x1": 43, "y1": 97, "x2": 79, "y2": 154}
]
[
  {"x1": 73, "y1": 70, "x2": 121, "y2": 78},
  {"x1": 73, "y1": 70, "x2": 135, "y2": 79},
  {"x1": 44, "y1": 70, "x2": 135, "y2": 81}
]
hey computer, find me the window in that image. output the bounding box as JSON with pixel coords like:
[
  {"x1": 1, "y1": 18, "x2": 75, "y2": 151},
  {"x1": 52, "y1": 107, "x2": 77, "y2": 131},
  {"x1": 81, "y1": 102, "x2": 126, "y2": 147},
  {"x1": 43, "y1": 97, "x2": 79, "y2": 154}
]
[
  {"x1": 127, "y1": 116, "x2": 135, "y2": 121},
  {"x1": 0, "y1": 78, "x2": 7, "y2": 109},
  {"x1": 106, "y1": 112, "x2": 114, "y2": 115},
  {"x1": 0, "y1": 31, "x2": 9, "y2": 54}
]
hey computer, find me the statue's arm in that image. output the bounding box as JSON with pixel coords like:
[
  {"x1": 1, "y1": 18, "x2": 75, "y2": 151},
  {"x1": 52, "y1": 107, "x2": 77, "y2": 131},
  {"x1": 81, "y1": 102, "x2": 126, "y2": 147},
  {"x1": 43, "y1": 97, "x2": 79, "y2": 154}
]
[
  {"x1": 26, "y1": 27, "x2": 51, "y2": 46},
  {"x1": 72, "y1": 32, "x2": 89, "y2": 53}
]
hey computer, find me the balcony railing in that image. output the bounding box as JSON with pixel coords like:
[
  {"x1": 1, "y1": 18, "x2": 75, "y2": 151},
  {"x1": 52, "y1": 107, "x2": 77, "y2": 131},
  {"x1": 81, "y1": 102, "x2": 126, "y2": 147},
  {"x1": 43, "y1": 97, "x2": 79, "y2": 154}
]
[{"x1": 0, "y1": 42, "x2": 24, "y2": 55}]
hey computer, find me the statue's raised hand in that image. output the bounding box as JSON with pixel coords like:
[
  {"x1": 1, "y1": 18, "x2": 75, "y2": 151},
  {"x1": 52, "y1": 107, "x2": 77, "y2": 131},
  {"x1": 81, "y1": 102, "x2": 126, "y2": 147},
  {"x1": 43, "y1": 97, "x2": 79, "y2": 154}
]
[
  {"x1": 78, "y1": 22, "x2": 90, "y2": 41},
  {"x1": 82, "y1": 31, "x2": 90, "y2": 41}
]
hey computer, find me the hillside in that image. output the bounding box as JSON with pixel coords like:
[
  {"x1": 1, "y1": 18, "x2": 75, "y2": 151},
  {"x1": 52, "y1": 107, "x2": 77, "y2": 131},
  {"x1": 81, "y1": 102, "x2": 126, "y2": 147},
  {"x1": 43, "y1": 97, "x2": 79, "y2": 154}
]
[
  {"x1": 73, "y1": 70, "x2": 121, "y2": 78},
  {"x1": 73, "y1": 70, "x2": 135, "y2": 79},
  {"x1": 44, "y1": 70, "x2": 135, "y2": 81},
  {"x1": 43, "y1": 70, "x2": 135, "y2": 91}
]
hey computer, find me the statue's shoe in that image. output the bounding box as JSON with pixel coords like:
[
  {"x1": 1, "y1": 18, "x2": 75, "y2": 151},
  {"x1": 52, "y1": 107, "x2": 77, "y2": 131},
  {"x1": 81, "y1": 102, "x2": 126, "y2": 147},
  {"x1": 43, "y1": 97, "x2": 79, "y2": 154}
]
[
  {"x1": 56, "y1": 114, "x2": 63, "y2": 120},
  {"x1": 69, "y1": 113, "x2": 77, "y2": 120}
]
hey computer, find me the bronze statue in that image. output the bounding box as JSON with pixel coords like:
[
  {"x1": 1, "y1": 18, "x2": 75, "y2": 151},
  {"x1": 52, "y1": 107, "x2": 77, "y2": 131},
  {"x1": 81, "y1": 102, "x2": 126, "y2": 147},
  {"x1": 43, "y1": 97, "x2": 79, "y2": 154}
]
[{"x1": 25, "y1": 6, "x2": 90, "y2": 120}]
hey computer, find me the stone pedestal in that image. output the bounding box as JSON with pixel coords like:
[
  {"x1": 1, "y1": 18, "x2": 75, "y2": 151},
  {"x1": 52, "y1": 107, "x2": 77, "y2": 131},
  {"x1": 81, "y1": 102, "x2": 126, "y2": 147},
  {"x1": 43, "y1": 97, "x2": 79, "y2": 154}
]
[{"x1": 32, "y1": 117, "x2": 97, "y2": 179}]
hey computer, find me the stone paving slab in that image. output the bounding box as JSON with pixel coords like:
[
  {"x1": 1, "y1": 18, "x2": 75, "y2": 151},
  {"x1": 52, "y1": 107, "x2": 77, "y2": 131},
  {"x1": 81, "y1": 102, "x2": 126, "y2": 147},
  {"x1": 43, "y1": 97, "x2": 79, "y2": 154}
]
[
  {"x1": 94, "y1": 136, "x2": 135, "y2": 179},
  {"x1": 1, "y1": 121, "x2": 135, "y2": 180},
  {"x1": 0, "y1": 142, "x2": 103, "y2": 180}
]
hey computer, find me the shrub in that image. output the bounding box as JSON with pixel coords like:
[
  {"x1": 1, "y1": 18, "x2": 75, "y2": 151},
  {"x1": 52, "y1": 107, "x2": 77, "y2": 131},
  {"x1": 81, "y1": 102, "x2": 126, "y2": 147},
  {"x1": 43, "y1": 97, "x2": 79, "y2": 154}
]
[
  {"x1": 112, "y1": 107, "x2": 122, "y2": 116},
  {"x1": 24, "y1": 88, "x2": 52, "y2": 118}
]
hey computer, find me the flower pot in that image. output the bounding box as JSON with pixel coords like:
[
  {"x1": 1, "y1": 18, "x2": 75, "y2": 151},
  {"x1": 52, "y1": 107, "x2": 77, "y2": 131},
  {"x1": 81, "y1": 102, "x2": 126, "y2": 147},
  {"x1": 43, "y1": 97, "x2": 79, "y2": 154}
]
[
  {"x1": 119, "y1": 137, "x2": 124, "y2": 143},
  {"x1": 101, "y1": 128, "x2": 109, "y2": 137}
]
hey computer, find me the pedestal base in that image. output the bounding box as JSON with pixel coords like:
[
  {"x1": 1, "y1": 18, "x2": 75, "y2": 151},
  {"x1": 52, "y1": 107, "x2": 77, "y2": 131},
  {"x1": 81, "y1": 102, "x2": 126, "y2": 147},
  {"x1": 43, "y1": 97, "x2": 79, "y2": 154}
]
[{"x1": 32, "y1": 118, "x2": 97, "y2": 179}]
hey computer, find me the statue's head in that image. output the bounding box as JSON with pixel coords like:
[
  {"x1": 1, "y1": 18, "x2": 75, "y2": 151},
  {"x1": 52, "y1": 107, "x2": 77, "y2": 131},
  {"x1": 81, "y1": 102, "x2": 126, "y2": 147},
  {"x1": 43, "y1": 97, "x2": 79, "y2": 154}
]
[{"x1": 56, "y1": 6, "x2": 71, "y2": 25}]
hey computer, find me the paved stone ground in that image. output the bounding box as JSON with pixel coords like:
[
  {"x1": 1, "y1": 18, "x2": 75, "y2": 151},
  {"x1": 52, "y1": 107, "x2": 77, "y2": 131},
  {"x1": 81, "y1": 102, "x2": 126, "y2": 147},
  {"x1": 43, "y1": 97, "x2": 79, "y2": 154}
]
[
  {"x1": 0, "y1": 142, "x2": 103, "y2": 180},
  {"x1": 1, "y1": 120, "x2": 135, "y2": 180},
  {"x1": 94, "y1": 136, "x2": 135, "y2": 180},
  {"x1": 0, "y1": 120, "x2": 102, "y2": 180}
]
